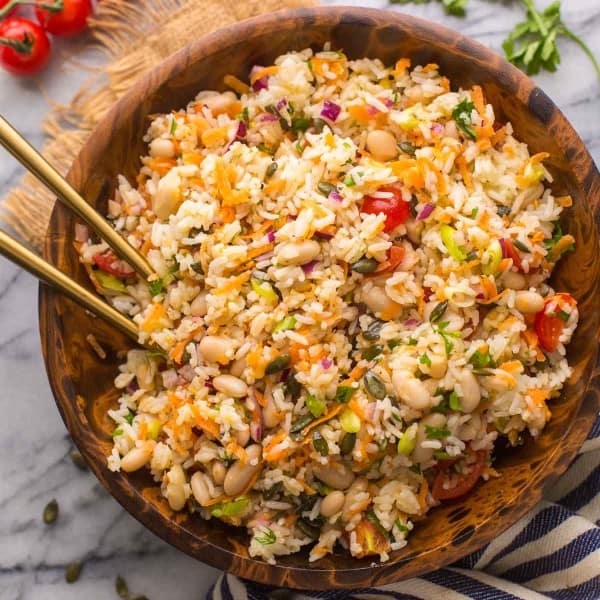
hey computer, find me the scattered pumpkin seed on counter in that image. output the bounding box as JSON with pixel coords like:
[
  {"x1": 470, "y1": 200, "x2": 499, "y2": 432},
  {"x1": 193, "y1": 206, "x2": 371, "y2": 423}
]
[{"x1": 43, "y1": 499, "x2": 58, "y2": 524}]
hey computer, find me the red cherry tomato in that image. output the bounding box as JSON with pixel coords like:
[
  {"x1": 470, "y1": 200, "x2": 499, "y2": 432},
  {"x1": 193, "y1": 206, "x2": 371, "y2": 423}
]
[
  {"x1": 503, "y1": 238, "x2": 522, "y2": 272},
  {"x1": 0, "y1": 18, "x2": 50, "y2": 76},
  {"x1": 534, "y1": 293, "x2": 577, "y2": 353},
  {"x1": 432, "y1": 450, "x2": 486, "y2": 501},
  {"x1": 0, "y1": 0, "x2": 19, "y2": 18},
  {"x1": 35, "y1": 0, "x2": 92, "y2": 38},
  {"x1": 361, "y1": 186, "x2": 410, "y2": 233},
  {"x1": 93, "y1": 251, "x2": 135, "y2": 279}
]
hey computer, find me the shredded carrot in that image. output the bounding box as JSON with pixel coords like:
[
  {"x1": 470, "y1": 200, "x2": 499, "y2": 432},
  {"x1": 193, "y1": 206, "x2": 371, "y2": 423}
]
[
  {"x1": 310, "y1": 56, "x2": 348, "y2": 82},
  {"x1": 170, "y1": 326, "x2": 202, "y2": 364},
  {"x1": 147, "y1": 157, "x2": 177, "y2": 176},
  {"x1": 140, "y1": 303, "x2": 166, "y2": 333},
  {"x1": 348, "y1": 365, "x2": 367, "y2": 381},
  {"x1": 250, "y1": 65, "x2": 279, "y2": 84},
  {"x1": 491, "y1": 126, "x2": 507, "y2": 146},
  {"x1": 219, "y1": 206, "x2": 236, "y2": 224},
  {"x1": 439, "y1": 76, "x2": 450, "y2": 92},
  {"x1": 193, "y1": 412, "x2": 220, "y2": 439},
  {"x1": 301, "y1": 403, "x2": 345, "y2": 437},
  {"x1": 422, "y1": 63, "x2": 439, "y2": 72},
  {"x1": 393, "y1": 58, "x2": 411, "y2": 76},
  {"x1": 226, "y1": 441, "x2": 248, "y2": 465},
  {"x1": 201, "y1": 126, "x2": 230, "y2": 148},
  {"x1": 348, "y1": 104, "x2": 376, "y2": 123},
  {"x1": 417, "y1": 479, "x2": 430, "y2": 509},
  {"x1": 246, "y1": 243, "x2": 274, "y2": 260},
  {"x1": 499, "y1": 360, "x2": 523, "y2": 374},
  {"x1": 476, "y1": 137, "x2": 492, "y2": 151},
  {"x1": 471, "y1": 85, "x2": 486, "y2": 117},
  {"x1": 182, "y1": 152, "x2": 204, "y2": 166},
  {"x1": 263, "y1": 431, "x2": 290, "y2": 462},
  {"x1": 498, "y1": 258, "x2": 512, "y2": 273},
  {"x1": 478, "y1": 289, "x2": 509, "y2": 306},
  {"x1": 456, "y1": 155, "x2": 473, "y2": 191},
  {"x1": 213, "y1": 271, "x2": 250, "y2": 295},
  {"x1": 223, "y1": 74, "x2": 250, "y2": 94},
  {"x1": 140, "y1": 237, "x2": 155, "y2": 255},
  {"x1": 556, "y1": 195, "x2": 573, "y2": 207},
  {"x1": 348, "y1": 397, "x2": 365, "y2": 420},
  {"x1": 527, "y1": 388, "x2": 552, "y2": 420},
  {"x1": 138, "y1": 420, "x2": 148, "y2": 441}
]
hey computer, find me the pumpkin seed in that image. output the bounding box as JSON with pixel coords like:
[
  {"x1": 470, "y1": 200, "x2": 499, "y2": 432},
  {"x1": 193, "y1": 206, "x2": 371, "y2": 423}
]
[
  {"x1": 312, "y1": 431, "x2": 329, "y2": 456},
  {"x1": 350, "y1": 257, "x2": 379, "y2": 274},
  {"x1": 43, "y1": 499, "x2": 58, "y2": 524},
  {"x1": 364, "y1": 319, "x2": 384, "y2": 341},
  {"x1": 398, "y1": 141, "x2": 416, "y2": 156},
  {"x1": 362, "y1": 345, "x2": 383, "y2": 361},
  {"x1": 265, "y1": 354, "x2": 291, "y2": 375},
  {"x1": 290, "y1": 414, "x2": 314, "y2": 434},
  {"x1": 311, "y1": 117, "x2": 327, "y2": 133},
  {"x1": 284, "y1": 374, "x2": 302, "y2": 400},
  {"x1": 429, "y1": 300, "x2": 448, "y2": 323},
  {"x1": 513, "y1": 239, "x2": 531, "y2": 253},
  {"x1": 116, "y1": 575, "x2": 129, "y2": 598},
  {"x1": 297, "y1": 518, "x2": 321, "y2": 539},
  {"x1": 364, "y1": 370, "x2": 386, "y2": 399},
  {"x1": 318, "y1": 181, "x2": 336, "y2": 196},
  {"x1": 340, "y1": 432, "x2": 356, "y2": 455},
  {"x1": 65, "y1": 561, "x2": 82, "y2": 584},
  {"x1": 266, "y1": 162, "x2": 278, "y2": 178}
]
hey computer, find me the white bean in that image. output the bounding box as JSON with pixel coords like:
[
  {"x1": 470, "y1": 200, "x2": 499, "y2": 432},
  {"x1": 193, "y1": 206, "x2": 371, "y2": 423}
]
[
  {"x1": 229, "y1": 357, "x2": 247, "y2": 378},
  {"x1": 458, "y1": 369, "x2": 481, "y2": 413},
  {"x1": 420, "y1": 353, "x2": 447, "y2": 379},
  {"x1": 366, "y1": 130, "x2": 399, "y2": 162},
  {"x1": 213, "y1": 374, "x2": 248, "y2": 398},
  {"x1": 120, "y1": 443, "x2": 153, "y2": 472},
  {"x1": 202, "y1": 91, "x2": 237, "y2": 115},
  {"x1": 235, "y1": 427, "x2": 250, "y2": 448},
  {"x1": 223, "y1": 444, "x2": 262, "y2": 497},
  {"x1": 149, "y1": 138, "x2": 175, "y2": 158},
  {"x1": 152, "y1": 169, "x2": 182, "y2": 220},
  {"x1": 277, "y1": 240, "x2": 321, "y2": 266},
  {"x1": 320, "y1": 491, "x2": 345, "y2": 517},
  {"x1": 190, "y1": 291, "x2": 208, "y2": 317},
  {"x1": 363, "y1": 286, "x2": 396, "y2": 315},
  {"x1": 211, "y1": 461, "x2": 227, "y2": 485},
  {"x1": 412, "y1": 413, "x2": 447, "y2": 463},
  {"x1": 166, "y1": 464, "x2": 187, "y2": 511},
  {"x1": 312, "y1": 462, "x2": 355, "y2": 490},
  {"x1": 190, "y1": 471, "x2": 211, "y2": 505},
  {"x1": 392, "y1": 372, "x2": 432, "y2": 410},
  {"x1": 502, "y1": 270, "x2": 526, "y2": 290},
  {"x1": 262, "y1": 386, "x2": 280, "y2": 428},
  {"x1": 514, "y1": 290, "x2": 545, "y2": 314},
  {"x1": 198, "y1": 336, "x2": 231, "y2": 364}
]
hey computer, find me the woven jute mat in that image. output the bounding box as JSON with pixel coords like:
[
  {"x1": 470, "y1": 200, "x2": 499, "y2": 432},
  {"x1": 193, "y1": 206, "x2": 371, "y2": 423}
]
[{"x1": 0, "y1": 0, "x2": 313, "y2": 249}]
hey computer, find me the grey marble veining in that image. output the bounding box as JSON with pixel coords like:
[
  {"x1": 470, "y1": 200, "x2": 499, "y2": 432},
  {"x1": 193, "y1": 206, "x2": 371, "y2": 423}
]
[{"x1": 0, "y1": 1, "x2": 598, "y2": 598}]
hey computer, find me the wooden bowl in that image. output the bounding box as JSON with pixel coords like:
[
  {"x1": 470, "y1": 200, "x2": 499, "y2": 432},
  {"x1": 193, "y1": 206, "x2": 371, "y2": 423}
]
[{"x1": 40, "y1": 6, "x2": 600, "y2": 589}]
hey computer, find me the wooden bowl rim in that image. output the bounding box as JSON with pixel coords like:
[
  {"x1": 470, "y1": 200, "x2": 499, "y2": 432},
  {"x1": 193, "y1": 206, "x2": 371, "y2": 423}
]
[{"x1": 40, "y1": 5, "x2": 600, "y2": 589}]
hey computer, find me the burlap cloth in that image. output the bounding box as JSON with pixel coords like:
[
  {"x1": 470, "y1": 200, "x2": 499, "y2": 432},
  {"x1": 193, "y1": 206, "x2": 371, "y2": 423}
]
[{"x1": 0, "y1": 0, "x2": 312, "y2": 249}]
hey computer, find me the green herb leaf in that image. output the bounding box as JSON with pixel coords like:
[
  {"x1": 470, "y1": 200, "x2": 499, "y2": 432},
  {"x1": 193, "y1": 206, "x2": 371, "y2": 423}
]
[
  {"x1": 449, "y1": 390, "x2": 462, "y2": 411},
  {"x1": 169, "y1": 118, "x2": 177, "y2": 135},
  {"x1": 255, "y1": 527, "x2": 277, "y2": 545},
  {"x1": 469, "y1": 349, "x2": 495, "y2": 369},
  {"x1": 425, "y1": 425, "x2": 451, "y2": 439},
  {"x1": 452, "y1": 99, "x2": 477, "y2": 140},
  {"x1": 312, "y1": 430, "x2": 329, "y2": 456},
  {"x1": 148, "y1": 279, "x2": 165, "y2": 296},
  {"x1": 306, "y1": 394, "x2": 326, "y2": 418},
  {"x1": 419, "y1": 353, "x2": 432, "y2": 367},
  {"x1": 211, "y1": 496, "x2": 249, "y2": 518},
  {"x1": 333, "y1": 385, "x2": 356, "y2": 403}
]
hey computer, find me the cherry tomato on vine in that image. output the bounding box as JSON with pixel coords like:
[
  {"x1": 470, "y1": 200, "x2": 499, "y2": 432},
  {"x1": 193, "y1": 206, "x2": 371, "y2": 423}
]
[
  {"x1": 0, "y1": 0, "x2": 19, "y2": 19},
  {"x1": 361, "y1": 186, "x2": 410, "y2": 233},
  {"x1": 534, "y1": 293, "x2": 577, "y2": 353},
  {"x1": 431, "y1": 450, "x2": 487, "y2": 501},
  {"x1": 35, "y1": 0, "x2": 92, "y2": 38},
  {"x1": 93, "y1": 251, "x2": 135, "y2": 279},
  {"x1": 0, "y1": 18, "x2": 50, "y2": 76}
]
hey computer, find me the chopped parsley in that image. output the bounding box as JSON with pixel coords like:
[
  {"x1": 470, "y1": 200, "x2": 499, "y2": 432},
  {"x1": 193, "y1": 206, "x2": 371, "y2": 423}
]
[
  {"x1": 425, "y1": 425, "x2": 451, "y2": 439},
  {"x1": 419, "y1": 353, "x2": 432, "y2": 367},
  {"x1": 169, "y1": 118, "x2": 177, "y2": 135},
  {"x1": 148, "y1": 278, "x2": 165, "y2": 297},
  {"x1": 434, "y1": 321, "x2": 460, "y2": 356},
  {"x1": 469, "y1": 349, "x2": 495, "y2": 369},
  {"x1": 449, "y1": 390, "x2": 462, "y2": 411},
  {"x1": 451, "y1": 99, "x2": 477, "y2": 140},
  {"x1": 334, "y1": 385, "x2": 356, "y2": 404},
  {"x1": 343, "y1": 175, "x2": 356, "y2": 187},
  {"x1": 306, "y1": 394, "x2": 326, "y2": 418}
]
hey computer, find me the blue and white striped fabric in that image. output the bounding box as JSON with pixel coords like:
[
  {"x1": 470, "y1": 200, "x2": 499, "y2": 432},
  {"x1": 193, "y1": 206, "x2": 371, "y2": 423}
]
[{"x1": 209, "y1": 417, "x2": 600, "y2": 600}]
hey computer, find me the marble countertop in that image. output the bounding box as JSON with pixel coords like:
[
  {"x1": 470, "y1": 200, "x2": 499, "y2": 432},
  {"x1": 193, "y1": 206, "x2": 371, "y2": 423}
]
[{"x1": 0, "y1": 1, "x2": 598, "y2": 598}]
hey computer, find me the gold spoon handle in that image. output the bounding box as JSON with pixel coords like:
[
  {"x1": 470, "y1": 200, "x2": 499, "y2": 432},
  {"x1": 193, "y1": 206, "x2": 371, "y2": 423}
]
[
  {"x1": 0, "y1": 114, "x2": 154, "y2": 280},
  {"x1": 0, "y1": 229, "x2": 139, "y2": 342}
]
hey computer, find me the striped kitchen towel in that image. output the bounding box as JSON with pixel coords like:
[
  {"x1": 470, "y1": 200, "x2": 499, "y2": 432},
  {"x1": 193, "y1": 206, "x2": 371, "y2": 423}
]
[{"x1": 209, "y1": 416, "x2": 600, "y2": 600}]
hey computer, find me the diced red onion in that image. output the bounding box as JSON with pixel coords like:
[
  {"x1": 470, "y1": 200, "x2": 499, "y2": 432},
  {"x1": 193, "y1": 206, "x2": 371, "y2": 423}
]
[
  {"x1": 279, "y1": 368, "x2": 291, "y2": 383},
  {"x1": 417, "y1": 203, "x2": 435, "y2": 221},
  {"x1": 75, "y1": 223, "x2": 89, "y2": 243},
  {"x1": 330, "y1": 191, "x2": 343, "y2": 203},
  {"x1": 258, "y1": 113, "x2": 278, "y2": 123},
  {"x1": 204, "y1": 380, "x2": 214, "y2": 389},
  {"x1": 302, "y1": 260, "x2": 317, "y2": 274},
  {"x1": 321, "y1": 100, "x2": 341, "y2": 122},
  {"x1": 476, "y1": 292, "x2": 485, "y2": 299},
  {"x1": 320, "y1": 357, "x2": 333, "y2": 369},
  {"x1": 364, "y1": 402, "x2": 376, "y2": 421},
  {"x1": 276, "y1": 98, "x2": 288, "y2": 112},
  {"x1": 404, "y1": 318, "x2": 420, "y2": 329},
  {"x1": 267, "y1": 230, "x2": 275, "y2": 243},
  {"x1": 314, "y1": 230, "x2": 334, "y2": 240},
  {"x1": 253, "y1": 77, "x2": 268, "y2": 92},
  {"x1": 256, "y1": 251, "x2": 274, "y2": 262},
  {"x1": 384, "y1": 98, "x2": 394, "y2": 108},
  {"x1": 366, "y1": 105, "x2": 379, "y2": 116},
  {"x1": 236, "y1": 120, "x2": 247, "y2": 139},
  {"x1": 250, "y1": 421, "x2": 263, "y2": 443},
  {"x1": 499, "y1": 238, "x2": 507, "y2": 258},
  {"x1": 431, "y1": 123, "x2": 444, "y2": 135},
  {"x1": 126, "y1": 380, "x2": 139, "y2": 393},
  {"x1": 162, "y1": 369, "x2": 179, "y2": 389}
]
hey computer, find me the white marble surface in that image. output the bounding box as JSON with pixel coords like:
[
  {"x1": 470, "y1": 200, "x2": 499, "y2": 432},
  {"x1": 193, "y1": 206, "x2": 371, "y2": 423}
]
[{"x1": 0, "y1": 1, "x2": 598, "y2": 598}]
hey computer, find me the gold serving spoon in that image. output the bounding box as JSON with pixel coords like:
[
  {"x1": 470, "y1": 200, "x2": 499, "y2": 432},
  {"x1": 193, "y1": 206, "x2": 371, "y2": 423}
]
[{"x1": 0, "y1": 114, "x2": 151, "y2": 342}]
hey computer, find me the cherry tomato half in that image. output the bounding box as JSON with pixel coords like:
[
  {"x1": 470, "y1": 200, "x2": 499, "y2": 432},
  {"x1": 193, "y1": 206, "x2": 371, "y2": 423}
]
[
  {"x1": 93, "y1": 251, "x2": 135, "y2": 279},
  {"x1": 35, "y1": 0, "x2": 92, "y2": 38},
  {"x1": 534, "y1": 293, "x2": 577, "y2": 353},
  {"x1": 432, "y1": 450, "x2": 486, "y2": 501},
  {"x1": 0, "y1": 18, "x2": 50, "y2": 76},
  {"x1": 361, "y1": 186, "x2": 410, "y2": 233}
]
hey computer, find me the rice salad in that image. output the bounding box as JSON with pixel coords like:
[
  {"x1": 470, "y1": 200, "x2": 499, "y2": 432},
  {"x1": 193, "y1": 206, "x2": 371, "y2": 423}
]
[{"x1": 77, "y1": 48, "x2": 578, "y2": 564}]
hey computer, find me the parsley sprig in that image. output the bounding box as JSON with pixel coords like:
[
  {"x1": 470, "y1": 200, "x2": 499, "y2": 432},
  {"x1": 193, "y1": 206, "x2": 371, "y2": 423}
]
[{"x1": 390, "y1": 0, "x2": 468, "y2": 17}]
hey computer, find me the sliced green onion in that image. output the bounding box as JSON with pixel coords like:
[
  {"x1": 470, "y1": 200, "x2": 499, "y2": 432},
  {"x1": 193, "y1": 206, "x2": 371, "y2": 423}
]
[
  {"x1": 340, "y1": 408, "x2": 361, "y2": 433},
  {"x1": 147, "y1": 419, "x2": 162, "y2": 440},
  {"x1": 306, "y1": 394, "x2": 326, "y2": 418},
  {"x1": 482, "y1": 239, "x2": 503, "y2": 275},
  {"x1": 397, "y1": 425, "x2": 417, "y2": 455},
  {"x1": 274, "y1": 316, "x2": 296, "y2": 333},
  {"x1": 95, "y1": 271, "x2": 127, "y2": 293},
  {"x1": 440, "y1": 225, "x2": 467, "y2": 261},
  {"x1": 211, "y1": 496, "x2": 249, "y2": 517},
  {"x1": 251, "y1": 278, "x2": 279, "y2": 303},
  {"x1": 395, "y1": 108, "x2": 419, "y2": 131},
  {"x1": 265, "y1": 354, "x2": 291, "y2": 375},
  {"x1": 449, "y1": 391, "x2": 462, "y2": 411},
  {"x1": 429, "y1": 300, "x2": 448, "y2": 323}
]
